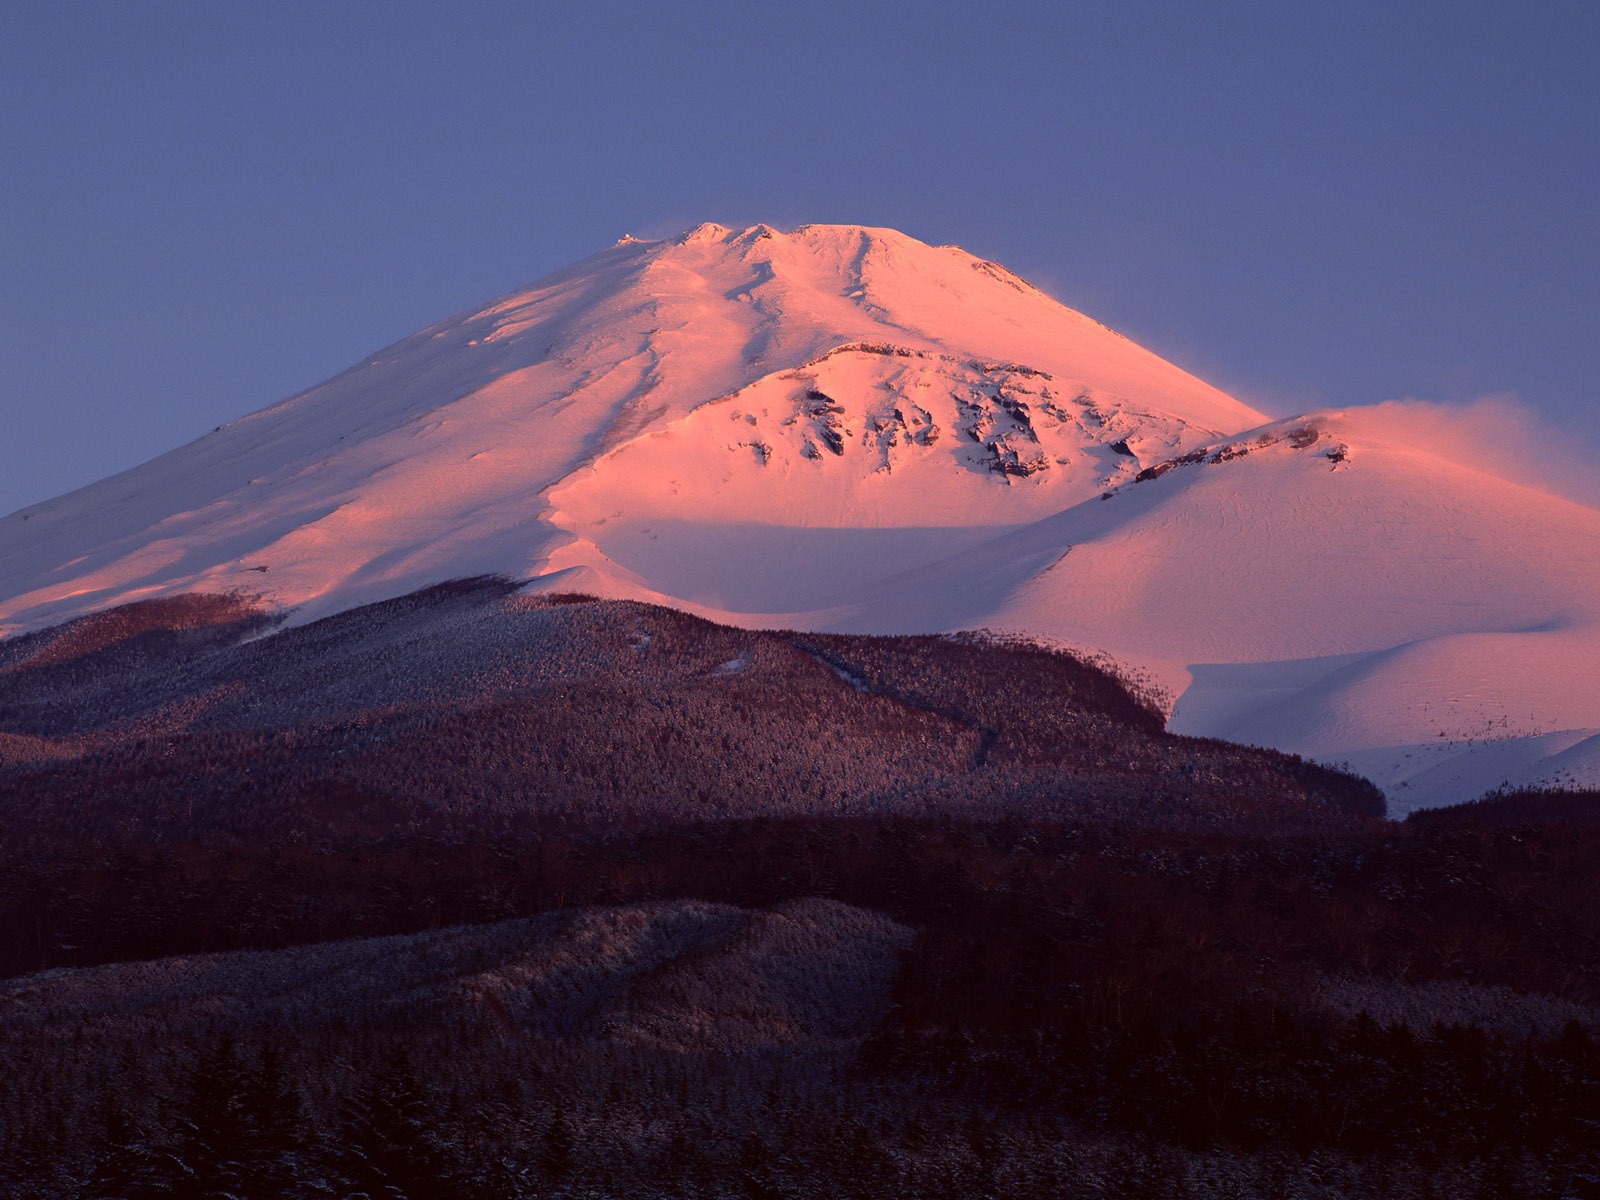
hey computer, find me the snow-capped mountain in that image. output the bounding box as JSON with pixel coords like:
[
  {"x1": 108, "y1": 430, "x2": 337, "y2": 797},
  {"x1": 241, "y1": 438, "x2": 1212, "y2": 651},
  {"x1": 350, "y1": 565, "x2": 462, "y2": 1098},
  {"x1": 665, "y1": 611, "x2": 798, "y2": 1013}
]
[
  {"x1": 3, "y1": 223, "x2": 1596, "y2": 810},
  {"x1": 0, "y1": 222, "x2": 1253, "y2": 631}
]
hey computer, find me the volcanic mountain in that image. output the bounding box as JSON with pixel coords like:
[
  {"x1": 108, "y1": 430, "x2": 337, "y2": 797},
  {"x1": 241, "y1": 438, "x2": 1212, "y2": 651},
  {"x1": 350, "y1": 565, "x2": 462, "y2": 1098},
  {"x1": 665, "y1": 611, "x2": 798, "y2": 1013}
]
[{"x1": 3, "y1": 222, "x2": 1597, "y2": 809}]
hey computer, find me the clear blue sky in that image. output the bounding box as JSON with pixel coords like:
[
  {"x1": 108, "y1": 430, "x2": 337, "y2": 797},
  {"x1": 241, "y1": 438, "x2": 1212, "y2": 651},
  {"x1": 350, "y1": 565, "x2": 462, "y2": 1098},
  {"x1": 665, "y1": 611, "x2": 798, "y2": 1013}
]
[{"x1": 3, "y1": 0, "x2": 1596, "y2": 515}]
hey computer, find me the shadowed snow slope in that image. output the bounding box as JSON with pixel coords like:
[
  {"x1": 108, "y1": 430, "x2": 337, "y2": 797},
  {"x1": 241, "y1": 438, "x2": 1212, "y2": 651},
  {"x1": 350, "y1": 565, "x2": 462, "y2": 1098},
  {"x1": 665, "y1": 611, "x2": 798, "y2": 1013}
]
[{"x1": 2, "y1": 224, "x2": 1596, "y2": 809}]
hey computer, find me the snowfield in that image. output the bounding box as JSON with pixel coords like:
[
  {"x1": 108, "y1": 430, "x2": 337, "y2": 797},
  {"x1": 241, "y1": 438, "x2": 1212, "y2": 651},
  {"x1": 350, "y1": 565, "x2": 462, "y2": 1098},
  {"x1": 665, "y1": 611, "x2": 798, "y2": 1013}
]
[{"x1": 2, "y1": 223, "x2": 1596, "y2": 810}]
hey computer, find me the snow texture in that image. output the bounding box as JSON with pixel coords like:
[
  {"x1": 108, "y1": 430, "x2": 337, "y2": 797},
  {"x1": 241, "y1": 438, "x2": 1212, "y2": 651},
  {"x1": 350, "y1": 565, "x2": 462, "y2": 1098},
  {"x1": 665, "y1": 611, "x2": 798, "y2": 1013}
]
[{"x1": 2, "y1": 224, "x2": 1595, "y2": 811}]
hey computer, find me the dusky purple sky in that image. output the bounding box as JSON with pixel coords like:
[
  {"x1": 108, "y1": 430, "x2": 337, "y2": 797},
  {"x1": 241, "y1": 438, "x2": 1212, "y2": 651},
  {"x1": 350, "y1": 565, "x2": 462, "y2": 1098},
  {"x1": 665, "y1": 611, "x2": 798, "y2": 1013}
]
[{"x1": 3, "y1": 1, "x2": 1596, "y2": 516}]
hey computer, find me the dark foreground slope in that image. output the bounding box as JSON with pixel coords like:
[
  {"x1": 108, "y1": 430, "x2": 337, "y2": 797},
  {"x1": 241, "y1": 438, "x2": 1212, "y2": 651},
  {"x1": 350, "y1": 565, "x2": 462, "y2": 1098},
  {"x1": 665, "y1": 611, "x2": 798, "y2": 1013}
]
[
  {"x1": 6, "y1": 814, "x2": 1600, "y2": 1199},
  {"x1": 0, "y1": 578, "x2": 1379, "y2": 844},
  {"x1": 0, "y1": 580, "x2": 1377, "y2": 974},
  {"x1": 3, "y1": 585, "x2": 1599, "y2": 1198}
]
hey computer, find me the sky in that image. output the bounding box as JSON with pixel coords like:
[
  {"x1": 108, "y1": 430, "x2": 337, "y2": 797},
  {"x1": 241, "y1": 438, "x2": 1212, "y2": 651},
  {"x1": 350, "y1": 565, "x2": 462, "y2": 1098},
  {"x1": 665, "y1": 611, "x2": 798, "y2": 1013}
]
[{"x1": 3, "y1": 0, "x2": 1596, "y2": 516}]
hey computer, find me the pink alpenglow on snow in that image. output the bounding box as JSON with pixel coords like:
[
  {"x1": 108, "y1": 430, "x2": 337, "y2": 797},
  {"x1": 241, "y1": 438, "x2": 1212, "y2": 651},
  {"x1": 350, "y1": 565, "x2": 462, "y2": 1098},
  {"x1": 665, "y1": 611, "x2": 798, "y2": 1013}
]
[{"x1": 2, "y1": 223, "x2": 1596, "y2": 810}]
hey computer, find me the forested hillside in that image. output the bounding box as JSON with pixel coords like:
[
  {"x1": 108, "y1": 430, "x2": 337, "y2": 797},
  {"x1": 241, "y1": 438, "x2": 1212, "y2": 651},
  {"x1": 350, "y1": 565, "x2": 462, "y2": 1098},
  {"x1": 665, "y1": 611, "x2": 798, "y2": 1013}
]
[{"x1": 2, "y1": 584, "x2": 1596, "y2": 1198}]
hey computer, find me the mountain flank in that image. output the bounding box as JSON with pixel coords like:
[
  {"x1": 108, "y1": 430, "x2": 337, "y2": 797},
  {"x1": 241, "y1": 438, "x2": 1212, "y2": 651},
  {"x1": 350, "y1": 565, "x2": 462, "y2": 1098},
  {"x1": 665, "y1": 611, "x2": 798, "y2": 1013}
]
[{"x1": 0, "y1": 581, "x2": 1378, "y2": 895}]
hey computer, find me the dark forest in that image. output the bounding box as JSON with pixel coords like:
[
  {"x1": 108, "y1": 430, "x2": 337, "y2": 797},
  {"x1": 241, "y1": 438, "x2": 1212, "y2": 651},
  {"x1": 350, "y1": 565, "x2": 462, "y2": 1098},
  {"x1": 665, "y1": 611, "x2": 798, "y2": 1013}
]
[{"x1": 2, "y1": 584, "x2": 1596, "y2": 1198}]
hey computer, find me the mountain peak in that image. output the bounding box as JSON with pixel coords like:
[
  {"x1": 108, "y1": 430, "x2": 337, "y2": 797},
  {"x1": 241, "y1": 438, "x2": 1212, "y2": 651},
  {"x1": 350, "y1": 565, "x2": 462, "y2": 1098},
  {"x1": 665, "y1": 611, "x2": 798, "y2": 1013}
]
[
  {"x1": 0, "y1": 222, "x2": 1261, "y2": 639},
  {"x1": 677, "y1": 220, "x2": 734, "y2": 244},
  {"x1": 3, "y1": 222, "x2": 1598, "y2": 807}
]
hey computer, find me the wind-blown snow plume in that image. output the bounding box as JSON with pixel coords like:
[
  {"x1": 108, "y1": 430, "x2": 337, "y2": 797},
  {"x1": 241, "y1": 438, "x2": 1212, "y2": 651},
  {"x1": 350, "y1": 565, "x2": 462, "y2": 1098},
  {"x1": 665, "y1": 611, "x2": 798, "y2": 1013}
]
[{"x1": 1351, "y1": 396, "x2": 1600, "y2": 508}]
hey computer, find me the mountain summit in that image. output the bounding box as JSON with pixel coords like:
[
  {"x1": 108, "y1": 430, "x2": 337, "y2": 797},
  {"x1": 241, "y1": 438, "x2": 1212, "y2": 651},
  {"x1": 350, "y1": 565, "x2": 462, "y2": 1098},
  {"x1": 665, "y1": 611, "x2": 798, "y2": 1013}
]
[
  {"x1": 0, "y1": 223, "x2": 1259, "y2": 632},
  {"x1": 3, "y1": 223, "x2": 1597, "y2": 808}
]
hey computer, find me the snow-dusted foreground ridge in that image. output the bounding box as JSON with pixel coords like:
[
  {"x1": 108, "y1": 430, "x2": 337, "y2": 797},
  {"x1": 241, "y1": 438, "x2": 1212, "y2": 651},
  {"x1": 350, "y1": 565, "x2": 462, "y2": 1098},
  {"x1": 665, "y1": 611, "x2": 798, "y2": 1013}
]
[{"x1": 2, "y1": 222, "x2": 1596, "y2": 809}]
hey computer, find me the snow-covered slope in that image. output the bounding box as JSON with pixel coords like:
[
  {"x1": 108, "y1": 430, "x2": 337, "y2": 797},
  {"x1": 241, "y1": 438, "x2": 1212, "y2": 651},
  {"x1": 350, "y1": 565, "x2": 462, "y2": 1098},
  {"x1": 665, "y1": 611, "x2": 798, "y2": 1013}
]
[
  {"x1": 3, "y1": 223, "x2": 1596, "y2": 810},
  {"x1": 0, "y1": 223, "x2": 1252, "y2": 631},
  {"x1": 806, "y1": 407, "x2": 1600, "y2": 813}
]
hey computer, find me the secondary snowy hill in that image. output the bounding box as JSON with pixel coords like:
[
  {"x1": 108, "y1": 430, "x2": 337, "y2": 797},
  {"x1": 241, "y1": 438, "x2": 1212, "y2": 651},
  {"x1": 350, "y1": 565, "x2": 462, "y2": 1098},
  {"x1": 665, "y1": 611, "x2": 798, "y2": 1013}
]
[
  {"x1": 808, "y1": 407, "x2": 1600, "y2": 813},
  {"x1": 2, "y1": 222, "x2": 1596, "y2": 809}
]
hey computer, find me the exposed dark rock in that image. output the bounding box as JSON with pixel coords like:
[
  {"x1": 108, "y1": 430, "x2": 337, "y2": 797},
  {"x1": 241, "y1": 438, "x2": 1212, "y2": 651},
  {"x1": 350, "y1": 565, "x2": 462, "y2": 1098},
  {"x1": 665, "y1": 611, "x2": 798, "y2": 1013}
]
[
  {"x1": 987, "y1": 439, "x2": 1050, "y2": 477},
  {"x1": 1135, "y1": 449, "x2": 1206, "y2": 482},
  {"x1": 1288, "y1": 425, "x2": 1321, "y2": 449}
]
